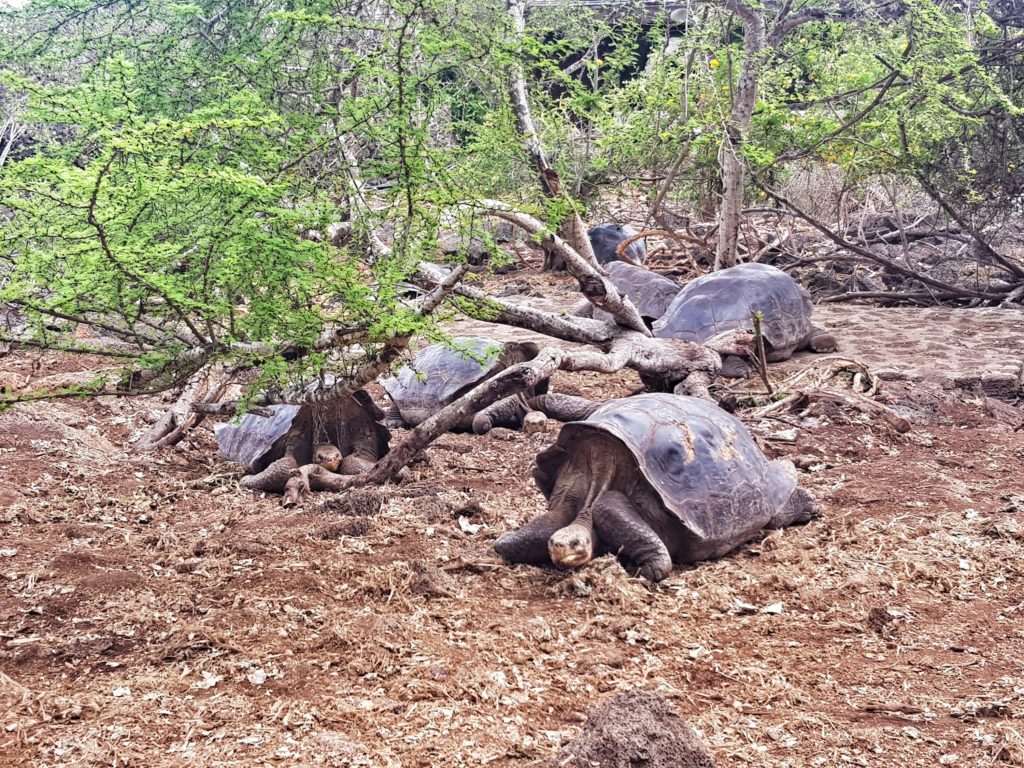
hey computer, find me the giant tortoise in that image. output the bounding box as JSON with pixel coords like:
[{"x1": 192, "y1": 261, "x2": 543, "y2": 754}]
[
  {"x1": 574, "y1": 261, "x2": 681, "y2": 326},
  {"x1": 653, "y1": 262, "x2": 836, "y2": 376},
  {"x1": 588, "y1": 223, "x2": 646, "y2": 265},
  {"x1": 381, "y1": 336, "x2": 545, "y2": 431},
  {"x1": 493, "y1": 393, "x2": 816, "y2": 582},
  {"x1": 216, "y1": 389, "x2": 389, "y2": 500}
]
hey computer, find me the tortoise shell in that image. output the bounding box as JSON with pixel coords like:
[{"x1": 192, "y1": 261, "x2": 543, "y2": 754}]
[
  {"x1": 381, "y1": 337, "x2": 542, "y2": 427},
  {"x1": 215, "y1": 390, "x2": 388, "y2": 473},
  {"x1": 533, "y1": 393, "x2": 797, "y2": 551},
  {"x1": 592, "y1": 262, "x2": 680, "y2": 323},
  {"x1": 588, "y1": 223, "x2": 646, "y2": 265},
  {"x1": 653, "y1": 262, "x2": 813, "y2": 352}
]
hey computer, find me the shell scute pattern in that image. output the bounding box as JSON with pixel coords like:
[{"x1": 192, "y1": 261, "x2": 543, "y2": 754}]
[
  {"x1": 540, "y1": 394, "x2": 798, "y2": 549},
  {"x1": 381, "y1": 337, "x2": 502, "y2": 426},
  {"x1": 654, "y1": 262, "x2": 813, "y2": 350}
]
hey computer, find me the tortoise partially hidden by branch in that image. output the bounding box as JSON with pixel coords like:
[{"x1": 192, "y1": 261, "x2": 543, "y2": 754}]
[
  {"x1": 494, "y1": 393, "x2": 817, "y2": 581},
  {"x1": 216, "y1": 390, "x2": 389, "y2": 505},
  {"x1": 574, "y1": 261, "x2": 681, "y2": 327},
  {"x1": 380, "y1": 336, "x2": 547, "y2": 431},
  {"x1": 588, "y1": 223, "x2": 647, "y2": 265}
]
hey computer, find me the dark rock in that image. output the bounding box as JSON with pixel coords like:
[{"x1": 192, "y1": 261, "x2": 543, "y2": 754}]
[{"x1": 542, "y1": 690, "x2": 716, "y2": 768}]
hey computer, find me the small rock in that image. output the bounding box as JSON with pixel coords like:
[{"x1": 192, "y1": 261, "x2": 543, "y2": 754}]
[
  {"x1": 458, "y1": 516, "x2": 484, "y2": 534},
  {"x1": 192, "y1": 671, "x2": 221, "y2": 689},
  {"x1": 409, "y1": 561, "x2": 457, "y2": 598},
  {"x1": 731, "y1": 601, "x2": 758, "y2": 615}
]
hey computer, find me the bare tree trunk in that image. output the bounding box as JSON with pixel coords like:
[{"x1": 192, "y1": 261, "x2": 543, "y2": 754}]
[
  {"x1": 714, "y1": 1, "x2": 766, "y2": 270},
  {"x1": 505, "y1": 0, "x2": 596, "y2": 269},
  {"x1": 716, "y1": 139, "x2": 746, "y2": 270},
  {"x1": 135, "y1": 366, "x2": 232, "y2": 452}
]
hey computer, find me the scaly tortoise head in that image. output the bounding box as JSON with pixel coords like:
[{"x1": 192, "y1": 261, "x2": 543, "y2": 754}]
[{"x1": 313, "y1": 443, "x2": 343, "y2": 472}]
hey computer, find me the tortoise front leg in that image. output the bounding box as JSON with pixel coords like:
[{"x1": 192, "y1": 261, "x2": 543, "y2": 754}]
[
  {"x1": 528, "y1": 394, "x2": 602, "y2": 422},
  {"x1": 241, "y1": 427, "x2": 302, "y2": 493},
  {"x1": 591, "y1": 491, "x2": 673, "y2": 582},
  {"x1": 718, "y1": 355, "x2": 752, "y2": 379},
  {"x1": 340, "y1": 454, "x2": 376, "y2": 474},
  {"x1": 673, "y1": 371, "x2": 713, "y2": 399},
  {"x1": 494, "y1": 502, "x2": 576, "y2": 565},
  {"x1": 472, "y1": 393, "x2": 531, "y2": 434},
  {"x1": 240, "y1": 456, "x2": 299, "y2": 493},
  {"x1": 473, "y1": 393, "x2": 603, "y2": 434}
]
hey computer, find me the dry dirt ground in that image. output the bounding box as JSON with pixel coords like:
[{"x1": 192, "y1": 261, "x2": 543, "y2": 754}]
[{"x1": 2, "y1": 270, "x2": 1024, "y2": 768}]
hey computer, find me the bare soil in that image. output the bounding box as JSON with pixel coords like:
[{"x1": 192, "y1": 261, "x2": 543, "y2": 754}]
[{"x1": 2, "y1": 271, "x2": 1024, "y2": 768}]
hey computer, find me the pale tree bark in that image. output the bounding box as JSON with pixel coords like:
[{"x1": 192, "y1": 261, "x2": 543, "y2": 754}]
[
  {"x1": 505, "y1": 0, "x2": 598, "y2": 270},
  {"x1": 708, "y1": 0, "x2": 890, "y2": 269},
  {"x1": 715, "y1": 0, "x2": 767, "y2": 270},
  {"x1": 464, "y1": 201, "x2": 650, "y2": 334},
  {"x1": 134, "y1": 365, "x2": 234, "y2": 452}
]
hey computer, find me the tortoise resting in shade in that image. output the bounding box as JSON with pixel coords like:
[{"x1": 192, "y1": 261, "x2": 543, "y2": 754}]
[
  {"x1": 216, "y1": 390, "x2": 389, "y2": 505},
  {"x1": 380, "y1": 336, "x2": 547, "y2": 431},
  {"x1": 493, "y1": 394, "x2": 817, "y2": 582},
  {"x1": 588, "y1": 222, "x2": 647, "y2": 265}
]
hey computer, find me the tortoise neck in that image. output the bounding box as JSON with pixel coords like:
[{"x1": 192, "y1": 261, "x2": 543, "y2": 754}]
[{"x1": 571, "y1": 505, "x2": 594, "y2": 531}]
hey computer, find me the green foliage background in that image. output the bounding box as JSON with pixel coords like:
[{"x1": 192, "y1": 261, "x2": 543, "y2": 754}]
[{"x1": 0, "y1": 0, "x2": 1020, "y2": 402}]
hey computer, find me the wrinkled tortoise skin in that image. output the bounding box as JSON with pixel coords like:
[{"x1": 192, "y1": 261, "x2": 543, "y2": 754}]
[
  {"x1": 534, "y1": 393, "x2": 802, "y2": 561},
  {"x1": 215, "y1": 391, "x2": 388, "y2": 475},
  {"x1": 381, "y1": 336, "x2": 544, "y2": 428},
  {"x1": 588, "y1": 223, "x2": 647, "y2": 266},
  {"x1": 653, "y1": 262, "x2": 814, "y2": 356}
]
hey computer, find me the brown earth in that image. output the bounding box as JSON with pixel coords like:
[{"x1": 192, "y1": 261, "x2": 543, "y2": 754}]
[{"x1": 2, "y1": 270, "x2": 1024, "y2": 768}]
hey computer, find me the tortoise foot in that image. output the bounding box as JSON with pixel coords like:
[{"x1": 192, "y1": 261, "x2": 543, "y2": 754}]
[
  {"x1": 592, "y1": 491, "x2": 673, "y2": 583},
  {"x1": 808, "y1": 327, "x2": 838, "y2": 353},
  {"x1": 240, "y1": 456, "x2": 299, "y2": 493}
]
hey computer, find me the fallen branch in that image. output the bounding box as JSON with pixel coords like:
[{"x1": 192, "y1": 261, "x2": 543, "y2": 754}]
[
  {"x1": 465, "y1": 200, "x2": 651, "y2": 334},
  {"x1": 300, "y1": 331, "x2": 749, "y2": 493},
  {"x1": 135, "y1": 365, "x2": 234, "y2": 452},
  {"x1": 751, "y1": 358, "x2": 910, "y2": 434}
]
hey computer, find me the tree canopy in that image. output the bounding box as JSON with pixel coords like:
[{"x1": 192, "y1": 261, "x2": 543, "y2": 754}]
[{"x1": 1, "y1": 0, "x2": 1021, "y2": 412}]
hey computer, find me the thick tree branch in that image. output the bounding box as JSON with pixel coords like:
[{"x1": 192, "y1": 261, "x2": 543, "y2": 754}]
[{"x1": 466, "y1": 200, "x2": 652, "y2": 335}]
